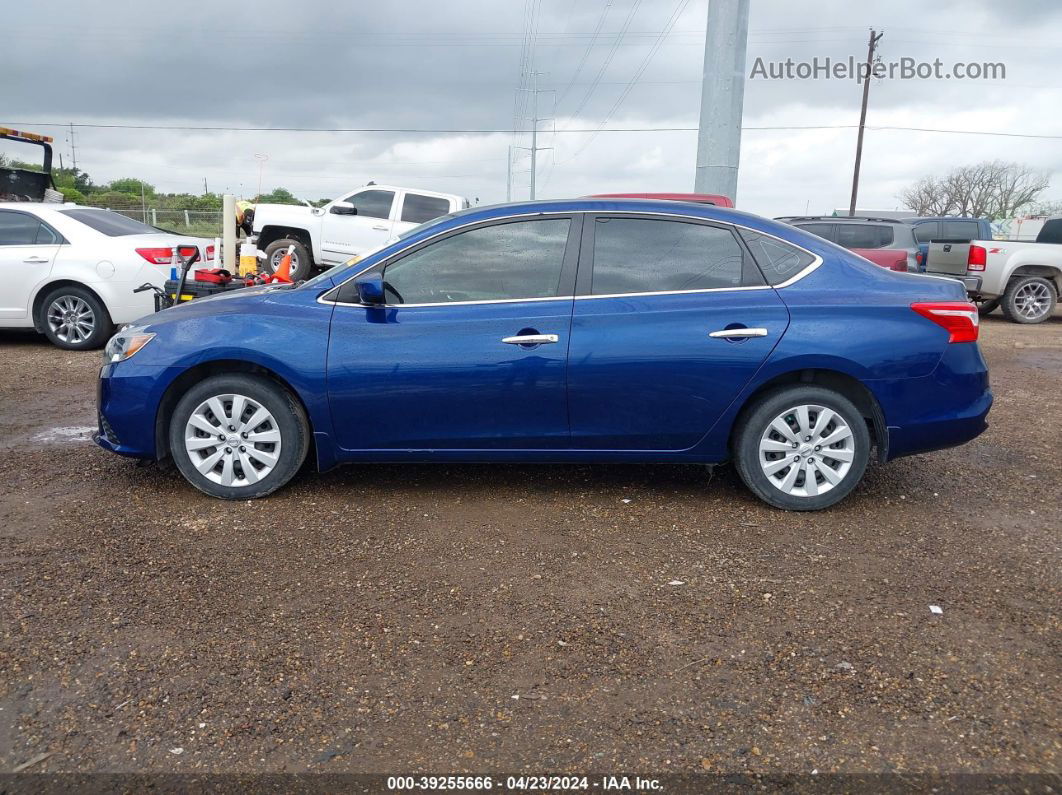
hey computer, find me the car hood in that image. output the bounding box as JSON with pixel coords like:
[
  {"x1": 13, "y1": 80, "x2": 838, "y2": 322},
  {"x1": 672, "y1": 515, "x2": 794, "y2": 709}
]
[{"x1": 132, "y1": 284, "x2": 296, "y2": 329}]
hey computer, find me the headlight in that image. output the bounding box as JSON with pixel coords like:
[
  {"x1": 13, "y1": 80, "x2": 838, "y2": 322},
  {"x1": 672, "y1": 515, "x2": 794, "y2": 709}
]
[{"x1": 104, "y1": 327, "x2": 155, "y2": 363}]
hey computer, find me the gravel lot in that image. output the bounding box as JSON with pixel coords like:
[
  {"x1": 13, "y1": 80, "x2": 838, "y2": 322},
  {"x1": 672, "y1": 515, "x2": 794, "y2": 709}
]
[{"x1": 0, "y1": 314, "x2": 1059, "y2": 778}]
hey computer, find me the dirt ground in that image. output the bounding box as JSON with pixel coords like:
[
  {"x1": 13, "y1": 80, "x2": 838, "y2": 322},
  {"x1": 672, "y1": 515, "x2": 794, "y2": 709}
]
[{"x1": 0, "y1": 314, "x2": 1059, "y2": 780}]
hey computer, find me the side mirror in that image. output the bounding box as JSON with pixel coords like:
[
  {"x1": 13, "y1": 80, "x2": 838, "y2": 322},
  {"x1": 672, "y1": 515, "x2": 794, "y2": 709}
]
[
  {"x1": 355, "y1": 272, "x2": 385, "y2": 304},
  {"x1": 330, "y1": 201, "x2": 358, "y2": 216}
]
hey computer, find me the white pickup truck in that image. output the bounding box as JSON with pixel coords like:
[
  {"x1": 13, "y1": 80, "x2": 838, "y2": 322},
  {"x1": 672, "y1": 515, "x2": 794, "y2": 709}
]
[
  {"x1": 925, "y1": 216, "x2": 1062, "y2": 323},
  {"x1": 250, "y1": 184, "x2": 469, "y2": 279}
]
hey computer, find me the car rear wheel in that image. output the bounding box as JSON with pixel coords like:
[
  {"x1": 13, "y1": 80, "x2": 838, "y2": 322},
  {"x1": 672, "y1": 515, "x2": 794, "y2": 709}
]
[
  {"x1": 168, "y1": 374, "x2": 310, "y2": 499},
  {"x1": 1000, "y1": 275, "x2": 1056, "y2": 324},
  {"x1": 262, "y1": 238, "x2": 312, "y2": 281},
  {"x1": 39, "y1": 285, "x2": 112, "y2": 350},
  {"x1": 734, "y1": 386, "x2": 870, "y2": 511}
]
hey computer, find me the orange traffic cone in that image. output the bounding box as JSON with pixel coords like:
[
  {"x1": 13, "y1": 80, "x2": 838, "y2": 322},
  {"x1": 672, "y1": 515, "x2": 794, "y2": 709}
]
[{"x1": 274, "y1": 244, "x2": 294, "y2": 283}]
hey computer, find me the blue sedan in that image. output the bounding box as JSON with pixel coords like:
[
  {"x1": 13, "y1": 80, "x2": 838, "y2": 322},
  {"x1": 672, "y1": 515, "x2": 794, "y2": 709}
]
[{"x1": 95, "y1": 199, "x2": 991, "y2": 510}]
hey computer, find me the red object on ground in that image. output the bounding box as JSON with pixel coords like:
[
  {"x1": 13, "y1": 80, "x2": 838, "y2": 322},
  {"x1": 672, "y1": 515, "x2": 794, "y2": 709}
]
[
  {"x1": 589, "y1": 192, "x2": 735, "y2": 208},
  {"x1": 853, "y1": 248, "x2": 908, "y2": 271}
]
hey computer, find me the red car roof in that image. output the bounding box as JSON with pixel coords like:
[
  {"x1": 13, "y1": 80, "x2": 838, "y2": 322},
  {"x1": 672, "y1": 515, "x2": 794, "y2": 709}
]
[{"x1": 589, "y1": 192, "x2": 734, "y2": 208}]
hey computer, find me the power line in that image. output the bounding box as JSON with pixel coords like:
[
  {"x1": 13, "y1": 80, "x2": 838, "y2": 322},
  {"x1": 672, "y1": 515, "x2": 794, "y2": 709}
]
[
  {"x1": 8, "y1": 121, "x2": 1062, "y2": 139},
  {"x1": 559, "y1": 0, "x2": 692, "y2": 164},
  {"x1": 554, "y1": 0, "x2": 612, "y2": 108},
  {"x1": 565, "y1": 0, "x2": 643, "y2": 124}
]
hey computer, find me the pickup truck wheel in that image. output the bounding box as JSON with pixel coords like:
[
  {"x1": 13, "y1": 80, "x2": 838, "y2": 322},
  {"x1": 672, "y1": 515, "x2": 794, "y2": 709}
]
[
  {"x1": 977, "y1": 298, "x2": 1000, "y2": 316},
  {"x1": 733, "y1": 386, "x2": 870, "y2": 511},
  {"x1": 263, "y1": 238, "x2": 312, "y2": 281},
  {"x1": 1000, "y1": 275, "x2": 1056, "y2": 324}
]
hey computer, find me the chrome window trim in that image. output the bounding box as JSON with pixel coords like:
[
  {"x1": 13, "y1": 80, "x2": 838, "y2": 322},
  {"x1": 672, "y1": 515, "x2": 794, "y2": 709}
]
[{"x1": 318, "y1": 209, "x2": 823, "y2": 308}]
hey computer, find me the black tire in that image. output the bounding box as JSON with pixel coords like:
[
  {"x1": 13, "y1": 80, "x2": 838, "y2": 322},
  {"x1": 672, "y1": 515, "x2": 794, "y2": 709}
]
[
  {"x1": 38, "y1": 285, "x2": 112, "y2": 350},
  {"x1": 977, "y1": 298, "x2": 1000, "y2": 317},
  {"x1": 733, "y1": 385, "x2": 871, "y2": 511},
  {"x1": 262, "y1": 238, "x2": 312, "y2": 281},
  {"x1": 999, "y1": 275, "x2": 1056, "y2": 324},
  {"x1": 168, "y1": 374, "x2": 310, "y2": 500}
]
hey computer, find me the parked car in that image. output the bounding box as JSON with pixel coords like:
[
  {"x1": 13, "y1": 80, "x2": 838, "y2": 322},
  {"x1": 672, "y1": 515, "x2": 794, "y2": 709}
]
[
  {"x1": 778, "y1": 216, "x2": 921, "y2": 272},
  {"x1": 0, "y1": 203, "x2": 214, "y2": 350},
  {"x1": 96, "y1": 199, "x2": 990, "y2": 511},
  {"x1": 250, "y1": 184, "x2": 469, "y2": 280},
  {"x1": 925, "y1": 216, "x2": 1061, "y2": 323},
  {"x1": 904, "y1": 216, "x2": 994, "y2": 271},
  {"x1": 590, "y1": 192, "x2": 734, "y2": 208}
]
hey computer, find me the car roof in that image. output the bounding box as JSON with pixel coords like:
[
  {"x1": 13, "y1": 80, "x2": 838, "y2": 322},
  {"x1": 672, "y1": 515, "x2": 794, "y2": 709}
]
[{"x1": 450, "y1": 198, "x2": 778, "y2": 230}]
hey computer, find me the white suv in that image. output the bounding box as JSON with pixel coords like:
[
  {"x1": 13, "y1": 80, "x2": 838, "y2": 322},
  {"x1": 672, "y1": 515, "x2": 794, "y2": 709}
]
[{"x1": 0, "y1": 204, "x2": 214, "y2": 349}]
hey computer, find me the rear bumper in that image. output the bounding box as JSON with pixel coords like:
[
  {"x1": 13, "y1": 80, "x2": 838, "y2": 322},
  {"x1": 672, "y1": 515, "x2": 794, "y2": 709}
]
[
  {"x1": 926, "y1": 272, "x2": 982, "y2": 294},
  {"x1": 869, "y1": 342, "x2": 992, "y2": 460}
]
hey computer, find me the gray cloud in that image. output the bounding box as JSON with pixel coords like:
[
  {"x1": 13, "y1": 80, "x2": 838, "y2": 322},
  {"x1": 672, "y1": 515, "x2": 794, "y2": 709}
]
[{"x1": 3, "y1": 0, "x2": 1060, "y2": 215}]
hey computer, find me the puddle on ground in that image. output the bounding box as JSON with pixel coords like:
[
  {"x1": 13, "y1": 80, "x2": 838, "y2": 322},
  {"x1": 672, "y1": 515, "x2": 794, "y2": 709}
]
[{"x1": 30, "y1": 426, "x2": 96, "y2": 444}]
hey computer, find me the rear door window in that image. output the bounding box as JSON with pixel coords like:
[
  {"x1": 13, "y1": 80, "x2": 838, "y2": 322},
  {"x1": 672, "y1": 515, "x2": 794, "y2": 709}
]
[
  {"x1": 401, "y1": 193, "x2": 451, "y2": 224},
  {"x1": 589, "y1": 217, "x2": 758, "y2": 295},
  {"x1": 0, "y1": 211, "x2": 45, "y2": 245},
  {"x1": 836, "y1": 224, "x2": 894, "y2": 249}
]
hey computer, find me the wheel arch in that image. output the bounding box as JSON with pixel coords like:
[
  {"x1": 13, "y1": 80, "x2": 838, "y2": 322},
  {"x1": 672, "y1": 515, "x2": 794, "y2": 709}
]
[
  {"x1": 257, "y1": 225, "x2": 313, "y2": 254},
  {"x1": 31, "y1": 280, "x2": 108, "y2": 333},
  {"x1": 730, "y1": 368, "x2": 889, "y2": 463},
  {"x1": 1007, "y1": 265, "x2": 1061, "y2": 294},
  {"x1": 155, "y1": 359, "x2": 316, "y2": 464}
]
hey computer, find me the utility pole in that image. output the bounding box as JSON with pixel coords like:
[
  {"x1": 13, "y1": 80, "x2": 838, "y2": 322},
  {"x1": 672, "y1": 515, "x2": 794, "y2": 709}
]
[
  {"x1": 506, "y1": 145, "x2": 513, "y2": 203},
  {"x1": 67, "y1": 122, "x2": 78, "y2": 172},
  {"x1": 848, "y1": 29, "x2": 884, "y2": 216},
  {"x1": 514, "y1": 71, "x2": 552, "y2": 200},
  {"x1": 694, "y1": 0, "x2": 750, "y2": 202}
]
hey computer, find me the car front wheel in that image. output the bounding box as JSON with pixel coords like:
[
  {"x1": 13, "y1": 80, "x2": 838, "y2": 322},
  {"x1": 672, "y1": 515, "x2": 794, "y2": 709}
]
[
  {"x1": 734, "y1": 386, "x2": 871, "y2": 511},
  {"x1": 168, "y1": 374, "x2": 310, "y2": 499}
]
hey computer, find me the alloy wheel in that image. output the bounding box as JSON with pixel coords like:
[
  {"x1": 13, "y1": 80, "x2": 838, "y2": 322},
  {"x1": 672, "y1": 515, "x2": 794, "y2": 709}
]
[
  {"x1": 47, "y1": 296, "x2": 96, "y2": 344},
  {"x1": 1014, "y1": 281, "x2": 1052, "y2": 320},
  {"x1": 184, "y1": 393, "x2": 283, "y2": 487},
  {"x1": 758, "y1": 404, "x2": 856, "y2": 498}
]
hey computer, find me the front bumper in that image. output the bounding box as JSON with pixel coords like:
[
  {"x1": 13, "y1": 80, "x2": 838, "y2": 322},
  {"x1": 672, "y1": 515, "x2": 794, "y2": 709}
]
[{"x1": 96, "y1": 361, "x2": 181, "y2": 459}]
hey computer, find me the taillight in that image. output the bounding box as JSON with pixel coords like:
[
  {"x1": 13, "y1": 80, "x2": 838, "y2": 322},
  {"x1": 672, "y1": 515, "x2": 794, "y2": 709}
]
[
  {"x1": 911, "y1": 302, "x2": 979, "y2": 343},
  {"x1": 135, "y1": 247, "x2": 173, "y2": 265},
  {"x1": 890, "y1": 254, "x2": 907, "y2": 272},
  {"x1": 205, "y1": 245, "x2": 215, "y2": 261},
  {"x1": 176, "y1": 245, "x2": 198, "y2": 261},
  {"x1": 967, "y1": 245, "x2": 987, "y2": 272},
  {"x1": 916, "y1": 250, "x2": 923, "y2": 266}
]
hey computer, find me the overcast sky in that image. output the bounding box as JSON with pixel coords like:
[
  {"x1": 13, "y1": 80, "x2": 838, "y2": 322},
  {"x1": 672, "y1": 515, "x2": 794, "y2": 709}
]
[{"x1": 3, "y1": 0, "x2": 1060, "y2": 216}]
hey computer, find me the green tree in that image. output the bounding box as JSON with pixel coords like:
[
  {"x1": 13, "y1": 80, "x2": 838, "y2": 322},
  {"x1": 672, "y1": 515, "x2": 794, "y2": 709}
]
[
  {"x1": 257, "y1": 187, "x2": 301, "y2": 205},
  {"x1": 108, "y1": 177, "x2": 155, "y2": 196},
  {"x1": 58, "y1": 186, "x2": 87, "y2": 203}
]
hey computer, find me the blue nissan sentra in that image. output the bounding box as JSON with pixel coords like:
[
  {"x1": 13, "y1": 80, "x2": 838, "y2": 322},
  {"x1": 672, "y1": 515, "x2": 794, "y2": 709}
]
[{"x1": 95, "y1": 199, "x2": 991, "y2": 510}]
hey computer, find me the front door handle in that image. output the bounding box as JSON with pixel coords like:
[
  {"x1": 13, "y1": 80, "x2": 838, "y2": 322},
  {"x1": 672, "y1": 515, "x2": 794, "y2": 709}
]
[
  {"x1": 708, "y1": 327, "x2": 768, "y2": 339},
  {"x1": 372, "y1": 224, "x2": 389, "y2": 231},
  {"x1": 23, "y1": 256, "x2": 50, "y2": 263},
  {"x1": 502, "y1": 334, "x2": 559, "y2": 345}
]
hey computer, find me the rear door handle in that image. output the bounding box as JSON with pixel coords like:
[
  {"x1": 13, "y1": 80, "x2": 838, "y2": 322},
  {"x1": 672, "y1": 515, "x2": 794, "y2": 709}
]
[
  {"x1": 502, "y1": 334, "x2": 559, "y2": 345},
  {"x1": 709, "y1": 328, "x2": 768, "y2": 339},
  {"x1": 23, "y1": 256, "x2": 50, "y2": 263},
  {"x1": 372, "y1": 224, "x2": 389, "y2": 231}
]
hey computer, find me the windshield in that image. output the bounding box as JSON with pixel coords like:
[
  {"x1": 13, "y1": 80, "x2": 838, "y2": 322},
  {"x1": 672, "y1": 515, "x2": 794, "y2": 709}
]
[{"x1": 59, "y1": 208, "x2": 160, "y2": 236}]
